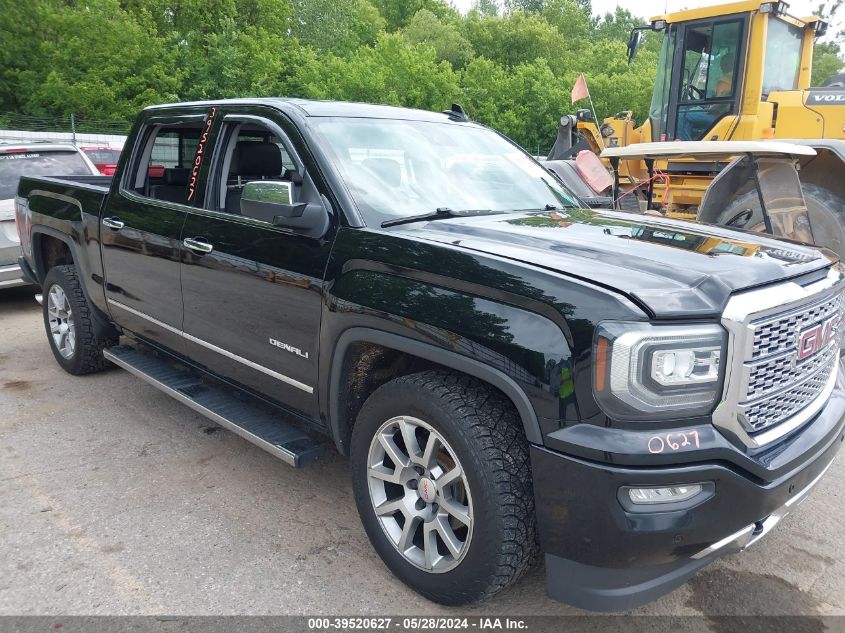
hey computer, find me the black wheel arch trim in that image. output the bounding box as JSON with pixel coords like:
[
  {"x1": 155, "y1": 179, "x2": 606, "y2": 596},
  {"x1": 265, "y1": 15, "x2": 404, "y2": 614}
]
[
  {"x1": 29, "y1": 225, "x2": 79, "y2": 283},
  {"x1": 29, "y1": 225, "x2": 119, "y2": 340},
  {"x1": 329, "y1": 327, "x2": 544, "y2": 455}
]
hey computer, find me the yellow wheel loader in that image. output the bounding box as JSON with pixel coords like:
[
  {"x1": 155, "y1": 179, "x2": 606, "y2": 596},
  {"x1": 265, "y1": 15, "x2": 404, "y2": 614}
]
[{"x1": 548, "y1": 0, "x2": 845, "y2": 255}]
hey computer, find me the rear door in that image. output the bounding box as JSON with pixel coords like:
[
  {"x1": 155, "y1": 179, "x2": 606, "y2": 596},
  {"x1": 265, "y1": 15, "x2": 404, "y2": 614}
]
[
  {"x1": 178, "y1": 108, "x2": 336, "y2": 417},
  {"x1": 101, "y1": 109, "x2": 218, "y2": 352}
]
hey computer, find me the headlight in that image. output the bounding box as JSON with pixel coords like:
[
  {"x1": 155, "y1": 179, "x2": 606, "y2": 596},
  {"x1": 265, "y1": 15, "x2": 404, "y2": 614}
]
[{"x1": 593, "y1": 322, "x2": 726, "y2": 420}]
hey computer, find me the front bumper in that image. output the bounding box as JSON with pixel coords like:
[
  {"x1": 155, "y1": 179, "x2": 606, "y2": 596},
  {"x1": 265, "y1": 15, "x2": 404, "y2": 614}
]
[{"x1": 533, "y1": 373, "x2": 845, "y2": 612}]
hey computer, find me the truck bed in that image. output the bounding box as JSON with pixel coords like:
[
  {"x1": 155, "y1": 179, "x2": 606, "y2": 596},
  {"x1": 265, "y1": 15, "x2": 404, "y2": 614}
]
[{"x1": 29, "y1": 174, "x2": 112, "y2": 192}]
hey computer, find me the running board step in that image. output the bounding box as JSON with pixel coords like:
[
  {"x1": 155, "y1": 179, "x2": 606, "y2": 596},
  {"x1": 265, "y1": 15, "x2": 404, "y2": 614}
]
[{"x1": 103, "y1": 345, "x2": 324, "y2": 467}]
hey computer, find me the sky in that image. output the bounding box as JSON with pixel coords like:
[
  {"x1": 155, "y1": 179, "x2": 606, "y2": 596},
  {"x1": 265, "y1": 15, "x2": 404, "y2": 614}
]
[{"x1": 450, "y1": 0, "x2": 842, "y2": 42}]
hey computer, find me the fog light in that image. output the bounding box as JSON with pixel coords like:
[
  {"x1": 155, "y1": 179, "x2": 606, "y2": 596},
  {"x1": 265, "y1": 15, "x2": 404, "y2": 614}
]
[{"x1": 628, "y1": 484, "x2": 703, "y2": 505}]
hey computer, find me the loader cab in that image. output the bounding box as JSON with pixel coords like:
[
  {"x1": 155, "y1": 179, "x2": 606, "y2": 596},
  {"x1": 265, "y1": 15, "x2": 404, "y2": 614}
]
[
  {"x1": 648, "y1": 15, "x2": 747, "y2": 142},
  {"x1": 646, "y1": 2, "x2": 823, "y2": 143}
]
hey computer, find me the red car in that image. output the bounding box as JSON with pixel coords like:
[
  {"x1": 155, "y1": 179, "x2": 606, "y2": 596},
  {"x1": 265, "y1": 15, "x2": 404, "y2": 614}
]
[
  {"x1": 79, "y1": 146, "x2": 122, "y2": 176},
  {"x1": 80, "y1": 146, "x2": 165, "y2": 178}
]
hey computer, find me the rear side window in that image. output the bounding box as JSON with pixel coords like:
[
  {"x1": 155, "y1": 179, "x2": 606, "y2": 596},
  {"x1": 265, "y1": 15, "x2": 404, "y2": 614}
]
[
  {"x1": 0, "y1": 150, "x2": 90, "y2": 199},
  {"x1": 128, "y1": 123, "x2": 204, "y2": 205}
]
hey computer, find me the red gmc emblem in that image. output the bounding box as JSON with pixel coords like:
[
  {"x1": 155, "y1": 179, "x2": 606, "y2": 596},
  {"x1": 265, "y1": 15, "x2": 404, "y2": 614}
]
[{"x1": 797, "y1": 315, "x2": 840, "y2": 362}]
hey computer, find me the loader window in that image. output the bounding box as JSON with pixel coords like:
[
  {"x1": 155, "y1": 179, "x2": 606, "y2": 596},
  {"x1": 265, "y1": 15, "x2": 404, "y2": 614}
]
[
  {"x1": 674, "y1": 19, "x2": 742, "y2": 140},
  {"x1": 649, "y1": 29, "x2": 676, "y2": 141},
  {"x1": 762, "y1": 18, "x2": 802, "y2": 95}
]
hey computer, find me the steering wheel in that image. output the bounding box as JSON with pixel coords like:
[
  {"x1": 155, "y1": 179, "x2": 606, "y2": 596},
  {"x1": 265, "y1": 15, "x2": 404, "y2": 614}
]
[{"x1": 683, "y1": 83, "x2": 705, "y2": 101}]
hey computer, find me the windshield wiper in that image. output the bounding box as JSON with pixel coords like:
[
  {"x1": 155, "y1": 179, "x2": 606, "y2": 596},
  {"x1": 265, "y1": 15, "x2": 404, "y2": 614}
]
[
  {"x1": 513, "y1": 204, "x2": 560, "y2": 212},
  {"x1": 381, "y1": 207, "x2": 497, "y2": 228}
]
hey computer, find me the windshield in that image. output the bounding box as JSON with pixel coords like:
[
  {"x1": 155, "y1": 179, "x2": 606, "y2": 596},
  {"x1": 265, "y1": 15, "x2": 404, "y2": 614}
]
[
  {"x1": 310, "y1": 117, "x2": 583, "y2": 226},
  {"x1": 0, "y1": 150, "x2": 91, "y2": 199}
]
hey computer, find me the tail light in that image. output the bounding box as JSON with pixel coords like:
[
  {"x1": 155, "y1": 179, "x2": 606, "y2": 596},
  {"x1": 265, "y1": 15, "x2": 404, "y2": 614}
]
[{"x1": 14, "y1": 197, "x2": 31, "y2": 255}]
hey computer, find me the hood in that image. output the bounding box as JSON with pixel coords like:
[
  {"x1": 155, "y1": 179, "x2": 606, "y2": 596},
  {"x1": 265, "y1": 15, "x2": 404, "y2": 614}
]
[{"x1": 396, "y1": 208, "x2": 836, "y2": 318}]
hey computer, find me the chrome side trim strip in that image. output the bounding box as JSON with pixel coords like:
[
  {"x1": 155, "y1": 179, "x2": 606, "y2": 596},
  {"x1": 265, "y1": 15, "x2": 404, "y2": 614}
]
[
  {"x1": 108, "y1": 298, "x2": 181, "y2": 334},
  {"x1": 691, "y1": 524, "x2": 755, "y2": 560},
  {"x1": 107, "y1": 298, "x2": 314, "y2": 394}
]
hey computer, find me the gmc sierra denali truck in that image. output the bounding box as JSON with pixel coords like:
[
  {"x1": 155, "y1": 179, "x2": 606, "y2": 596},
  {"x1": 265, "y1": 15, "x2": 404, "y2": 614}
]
[{"x1": 14, "y1": 98, "x2": 845, "y2": 611}]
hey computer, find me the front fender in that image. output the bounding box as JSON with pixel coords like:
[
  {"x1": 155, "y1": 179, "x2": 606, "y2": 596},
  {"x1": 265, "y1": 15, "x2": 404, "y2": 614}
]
[{"x1": 321, "y1": 267, "x2": 574, "y2": 453}]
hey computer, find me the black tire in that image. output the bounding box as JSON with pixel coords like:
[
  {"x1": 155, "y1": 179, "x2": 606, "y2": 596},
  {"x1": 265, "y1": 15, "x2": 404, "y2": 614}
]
[
  {"x1": 350, "y1": 370, "x2": 537, "y2": 606},
  {"x1": 42, "y1": 265, "x2": 116, "y2": 375},
  {"x1": 716, "y1": 183, "x2": 845, "y2": 257}
]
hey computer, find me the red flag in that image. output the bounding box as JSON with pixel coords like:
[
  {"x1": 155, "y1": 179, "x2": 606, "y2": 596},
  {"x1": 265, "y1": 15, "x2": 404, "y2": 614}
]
[{"x1": 571, "y1": 72, "x2": 589, "y2": 104}]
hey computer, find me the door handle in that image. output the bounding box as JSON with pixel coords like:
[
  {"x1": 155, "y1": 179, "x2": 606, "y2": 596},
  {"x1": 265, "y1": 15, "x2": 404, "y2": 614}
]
[
  {"x1": 183, "y1": 237, "x2": 214, "y2": 254},
  {"x1": 102, "y1": 216, "x2": 124, "y2": 230}
]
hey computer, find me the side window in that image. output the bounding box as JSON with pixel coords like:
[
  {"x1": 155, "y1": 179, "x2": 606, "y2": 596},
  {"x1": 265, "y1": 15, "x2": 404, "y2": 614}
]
[
  {"x1": 679, "y1": 20, "x2": 740, "y2": 103},
  {"x1": 216, "y1": 124, "x2": 299, "y2": 214},
  {"x1": 128, "y1": 124, "x2": 203, "y2": 205},
  {"x1": 762, "y1": 18, "x2": 803, "y2": 95}
]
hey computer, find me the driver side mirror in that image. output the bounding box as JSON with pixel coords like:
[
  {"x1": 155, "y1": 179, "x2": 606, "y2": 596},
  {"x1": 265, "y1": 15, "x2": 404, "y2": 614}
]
[
  {"x1": 240, "y1": 180, "x2": 329, "y2": 236},
  {"x1": 627, "y1": 30, "x2": 644, "y2": 64}
]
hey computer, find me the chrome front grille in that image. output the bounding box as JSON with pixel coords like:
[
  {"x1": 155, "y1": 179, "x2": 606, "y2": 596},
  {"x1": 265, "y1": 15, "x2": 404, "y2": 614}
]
[
  {"x1": 716, "y1": 267, "x2": 845, "y2": 448},
  {"x1": 741, "y1": 356, "x2": 837, "y2": 432},
  {"x1": 739, "y1": 289, "x2": 844, "y2": 434},
  {"x1": 751, "y1": 292, "x2": 845, "y2": 360}
]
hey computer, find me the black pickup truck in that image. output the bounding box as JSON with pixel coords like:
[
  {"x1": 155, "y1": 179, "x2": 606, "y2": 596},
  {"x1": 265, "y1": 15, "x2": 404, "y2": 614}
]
[{"x1": 14, "y1": 98, "x2": 845, "y2": 611}]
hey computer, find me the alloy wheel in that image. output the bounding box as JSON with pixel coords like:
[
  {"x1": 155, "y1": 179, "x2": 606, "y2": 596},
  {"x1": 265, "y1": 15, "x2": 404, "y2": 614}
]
[
  {"x1": 366, "y1": 415, "x2": 473, "y2": 573},
  {"x1": 47, "y1": 284, "x2": 75, "y2": 359}
]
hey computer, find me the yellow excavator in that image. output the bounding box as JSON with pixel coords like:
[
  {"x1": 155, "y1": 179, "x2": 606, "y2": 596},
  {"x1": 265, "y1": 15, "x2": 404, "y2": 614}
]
[{"x1": 546, "y1": 0, "x2": 845, "y2": 254}]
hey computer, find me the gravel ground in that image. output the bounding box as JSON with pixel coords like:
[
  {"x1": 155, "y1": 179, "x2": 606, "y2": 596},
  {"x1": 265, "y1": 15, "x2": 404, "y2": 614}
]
[{"x1": 1, "y1": 286, "x2": 844, "y2": 624}]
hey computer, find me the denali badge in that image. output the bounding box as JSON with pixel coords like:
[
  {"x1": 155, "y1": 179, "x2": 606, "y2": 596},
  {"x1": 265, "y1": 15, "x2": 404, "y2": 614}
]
[
  {"x1": 797, "y1": 315, "x2": 840, "y2": 362},
  {"x1": 269, "y1": 337, "x2": 309, "y2": 359}
]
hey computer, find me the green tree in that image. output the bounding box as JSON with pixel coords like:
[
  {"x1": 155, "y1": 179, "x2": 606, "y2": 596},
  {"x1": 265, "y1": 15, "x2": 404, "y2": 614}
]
[
  {"x1": 291, "y1": 0, "x2": 385, "y2": 55},
  {"x1": 474, "y1": 0, "x2": 501, "y2": 17},
  {"x1": 371, "y1": 0, "x2": 457, "y2": 31},
  {"x1": 292, "y1": 33, "x2": 460, "y2": 110},
  {"x1": 813, "y1": 41, "x2": 845, "y2": 84},
  {"x1": 403, "y1": 9, "x2": 476, "y2": 68},
  {"x1": 460, "y1": 10, "x2": 577, "y2": 76},
  {"x1": 811, "y1": 1, "x2": 845, "y2": 83},
  {"x1": 12, "y1": 0, "x2": 179, "y2": 119},
  {"x1": 505, "y1": 0, "x2": 546, "y2": 13}
]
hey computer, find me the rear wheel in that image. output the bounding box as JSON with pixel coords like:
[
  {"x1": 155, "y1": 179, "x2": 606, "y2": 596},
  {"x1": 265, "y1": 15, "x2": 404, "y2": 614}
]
[
  {"x1": 717, "y1": 183, "x2": 845, "y2": 257},
  {"x1": 42, "y1": 265, "x2": 116, "y2": 375},
  {"x1": 350, "y1": 371, "x2": 537, "y2": 605}
]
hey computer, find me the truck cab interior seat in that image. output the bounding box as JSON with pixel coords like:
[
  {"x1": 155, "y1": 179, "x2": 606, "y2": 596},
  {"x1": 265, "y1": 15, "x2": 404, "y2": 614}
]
[
  {"x1": 150, "y1": 168, "x2": 190, "y2": 203},
  {"x1": 226, "y1": 141, "x2": 283, "y2": 213}
]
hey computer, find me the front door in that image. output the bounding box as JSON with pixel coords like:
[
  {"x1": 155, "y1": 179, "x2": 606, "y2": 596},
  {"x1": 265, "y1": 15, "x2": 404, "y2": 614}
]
[
  {"x1": 664, "y1": 16, "x2": 746, "y2": 141},
  {"x1": 178, "y1": 110, "x2": 336, "y2": 417},
  {"x1": 101, "y1": 112, "x2": 213, "y2": 352}
]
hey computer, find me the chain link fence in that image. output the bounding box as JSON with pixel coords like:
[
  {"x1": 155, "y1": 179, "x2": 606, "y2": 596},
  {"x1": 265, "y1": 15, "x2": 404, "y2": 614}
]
[{"x1": 0, "y1": 112, "x2": 131, "y2": 147}]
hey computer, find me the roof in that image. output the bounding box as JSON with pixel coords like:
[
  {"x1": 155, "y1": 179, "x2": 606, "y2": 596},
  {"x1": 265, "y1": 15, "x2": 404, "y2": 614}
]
[
  {"x1": 146, "y1": 97, "x2": 462, "y2": 123},
  {"x1": 0, "y1": 142, "x2": 80, "y2": 152},
  {"x1": 648, "y1": 1, "x2": 815, "y2": 26},
  {"x1": 601, "y1": 141, "x2": 817, "y2": 161}
]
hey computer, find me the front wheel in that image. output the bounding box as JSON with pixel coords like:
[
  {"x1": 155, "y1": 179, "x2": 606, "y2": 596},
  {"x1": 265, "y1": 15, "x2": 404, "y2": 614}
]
[
  {"x1": 350, "y1": 371, "x2": 537, "y2": 605},
  {"x1": 42, "y1": 265, "x2": 116, "y2": 375}
]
